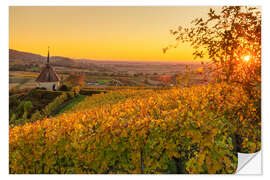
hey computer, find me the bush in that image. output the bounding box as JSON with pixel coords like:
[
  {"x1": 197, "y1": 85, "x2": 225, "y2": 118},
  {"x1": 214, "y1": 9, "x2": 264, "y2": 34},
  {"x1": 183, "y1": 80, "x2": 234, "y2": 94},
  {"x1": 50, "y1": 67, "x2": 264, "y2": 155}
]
[
  {"x1": 59, "y1": 85, "x2": 69, "y2": 91},
  {"x1": 35, "y1": 87, "x2": 47, "y2": 90},
  {"x1": 30, "y1": 110, "x2": 43, "y2": 123},
  {"x1": 67, "y1": 91, "x2": 75, "y2": 99},
  {"x1": 71, "y1": 86, "x2": 80, "y2": 96},
  {"x1": 9, "y1": 89, "x2": 66, "y2": 126},
  {"x1": 11, "y1": 100, "x2": 34, "y2": 125},
  {"x1": 43, "y1": 93, "x2": 68, "y2": 117}
]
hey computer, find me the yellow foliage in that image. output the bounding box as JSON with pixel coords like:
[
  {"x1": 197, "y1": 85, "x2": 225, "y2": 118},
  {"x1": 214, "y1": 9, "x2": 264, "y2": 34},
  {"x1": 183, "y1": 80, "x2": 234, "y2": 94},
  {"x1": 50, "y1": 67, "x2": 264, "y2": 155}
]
[{"x1": 9, "y1": 82, "x2": 260, "y2": 174}]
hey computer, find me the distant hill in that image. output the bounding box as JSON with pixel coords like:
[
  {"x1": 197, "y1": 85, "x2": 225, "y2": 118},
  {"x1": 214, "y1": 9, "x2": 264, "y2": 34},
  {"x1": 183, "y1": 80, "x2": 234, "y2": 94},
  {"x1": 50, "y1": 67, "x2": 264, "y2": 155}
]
[
  {"x1": 9, "y1": 49, "x2": 45, "y2": 65},
  {"x1": 9, "y1": 49, "x2": 203, "y2": 75},
  {"x1": 9, "y1": 49, "x2": 100, "y2": 71}
]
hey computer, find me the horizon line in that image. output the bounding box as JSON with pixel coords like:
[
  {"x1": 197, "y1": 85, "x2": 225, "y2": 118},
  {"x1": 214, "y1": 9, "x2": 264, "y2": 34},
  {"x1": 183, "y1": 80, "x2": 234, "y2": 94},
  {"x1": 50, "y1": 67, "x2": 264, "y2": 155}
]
[{"x1": 9, "y1": 48, "x2": 205, "y2": 64}]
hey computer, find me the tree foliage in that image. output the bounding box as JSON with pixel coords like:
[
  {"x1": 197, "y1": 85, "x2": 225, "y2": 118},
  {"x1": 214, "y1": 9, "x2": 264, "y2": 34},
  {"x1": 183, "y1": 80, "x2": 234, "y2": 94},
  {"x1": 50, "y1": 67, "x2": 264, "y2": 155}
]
[
  {"x1": 64, "y1": 72, "x2": 85, "y2": 88},
  {"x1": 158, "y1": 75, "x2": 172, "y2": 86},
  {"x1": 163, "y1": 6, "x2": 261, "y2": 153},
  {"x1": 164, "y1": 6, "x2": 261, "y2": 89}
]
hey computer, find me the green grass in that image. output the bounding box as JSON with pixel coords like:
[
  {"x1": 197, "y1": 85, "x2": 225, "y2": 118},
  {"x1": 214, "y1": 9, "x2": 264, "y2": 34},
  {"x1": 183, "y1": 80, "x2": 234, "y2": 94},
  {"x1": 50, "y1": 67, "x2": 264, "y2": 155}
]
[
  {"x1": 54, "y1": 95, "x2": 86, "y2": 116},
  {"x1": 97, "y1": 79, "x2": 110, "y2": 84},
  {"x1": 67, "y1": 89, "x2": 157, "y2": 113}
]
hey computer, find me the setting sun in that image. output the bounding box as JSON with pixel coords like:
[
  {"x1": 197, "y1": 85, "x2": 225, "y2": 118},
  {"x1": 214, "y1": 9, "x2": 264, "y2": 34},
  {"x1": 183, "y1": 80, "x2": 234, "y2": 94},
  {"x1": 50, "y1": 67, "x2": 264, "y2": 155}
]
[{"x1": 244, "y1": 55, "x2": 250, "y2": 62}]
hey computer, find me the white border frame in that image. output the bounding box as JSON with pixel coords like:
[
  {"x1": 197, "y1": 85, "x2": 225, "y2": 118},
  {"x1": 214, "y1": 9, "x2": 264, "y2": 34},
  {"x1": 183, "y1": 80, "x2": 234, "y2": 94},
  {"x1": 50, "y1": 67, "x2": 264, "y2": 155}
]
[{"x1": 2, "y1": 0, "x2": 269, "y2": 179}]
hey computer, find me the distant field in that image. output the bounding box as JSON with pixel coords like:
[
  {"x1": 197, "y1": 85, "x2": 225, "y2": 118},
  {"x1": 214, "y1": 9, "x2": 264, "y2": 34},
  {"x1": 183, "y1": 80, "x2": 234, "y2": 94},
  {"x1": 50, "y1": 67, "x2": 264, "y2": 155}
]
[
  {"x1": 9, "y1": 49, "x2": 207, "y2": 89},
  {"x1": 9, "y1": 71, "x2": 39, "y2": 78},
  {"x1": 9, "y1": 71, "x2": 65, "y2": 90},
  {"x1": 9, "y1": 71, "x2": 37, "y2": 90},
  {"x1": 9, "y1": 50, "x2": 206, "y2": 90}
]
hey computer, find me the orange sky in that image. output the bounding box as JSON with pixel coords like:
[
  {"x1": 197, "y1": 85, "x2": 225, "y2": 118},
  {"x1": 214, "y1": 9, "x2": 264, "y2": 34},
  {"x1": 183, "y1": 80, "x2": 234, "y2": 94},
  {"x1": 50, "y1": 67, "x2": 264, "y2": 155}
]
[{"x1": 9, "y1": 6, "x2": 220, "y2": 62}]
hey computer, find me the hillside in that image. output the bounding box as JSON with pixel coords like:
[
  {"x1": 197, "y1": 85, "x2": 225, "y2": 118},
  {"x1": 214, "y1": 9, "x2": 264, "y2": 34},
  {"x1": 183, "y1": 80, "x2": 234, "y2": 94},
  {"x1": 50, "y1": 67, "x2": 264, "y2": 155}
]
[
  {"x1": 9, "y1": 49, "x2": 202, "y2": 75},
  {"x1": 9, "y1": 83, "x2": 261, "y2": 174},
  {"x1": 9, "y1": 49, "x2": 101, "y2": 71}
]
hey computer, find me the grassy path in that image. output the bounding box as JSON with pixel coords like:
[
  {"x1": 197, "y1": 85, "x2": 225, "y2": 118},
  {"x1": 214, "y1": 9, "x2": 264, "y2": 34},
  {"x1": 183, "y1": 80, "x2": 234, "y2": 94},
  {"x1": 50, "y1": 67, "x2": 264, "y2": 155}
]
[{"x1": 53, "y1": 95, "x2": 86, "y2": 116}]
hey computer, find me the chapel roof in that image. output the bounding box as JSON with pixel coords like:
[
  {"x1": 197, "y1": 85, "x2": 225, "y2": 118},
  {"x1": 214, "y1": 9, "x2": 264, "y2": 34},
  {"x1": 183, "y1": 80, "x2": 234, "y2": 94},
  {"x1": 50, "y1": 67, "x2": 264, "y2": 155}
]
[{"x1": 36, "y1": 48, "x2": 60, "y2": 82}]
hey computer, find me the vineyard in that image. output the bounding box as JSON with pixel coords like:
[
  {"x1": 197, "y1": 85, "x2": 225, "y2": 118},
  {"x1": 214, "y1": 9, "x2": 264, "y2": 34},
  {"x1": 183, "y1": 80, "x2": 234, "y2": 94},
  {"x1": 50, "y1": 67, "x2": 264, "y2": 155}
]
[
  {"x1": 67, "y1": 89, "x2": 158, "y2": 113},
  {"x1": 9, "y1": 82, "x2": 261, "y2": 174}
]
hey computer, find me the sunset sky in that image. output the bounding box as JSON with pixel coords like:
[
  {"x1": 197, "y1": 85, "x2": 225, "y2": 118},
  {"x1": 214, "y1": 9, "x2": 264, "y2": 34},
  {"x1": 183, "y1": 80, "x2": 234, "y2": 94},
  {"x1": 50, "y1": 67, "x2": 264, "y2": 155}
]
[{"x1": 9, "y1": 6, "x2": 220, "y2": 62}]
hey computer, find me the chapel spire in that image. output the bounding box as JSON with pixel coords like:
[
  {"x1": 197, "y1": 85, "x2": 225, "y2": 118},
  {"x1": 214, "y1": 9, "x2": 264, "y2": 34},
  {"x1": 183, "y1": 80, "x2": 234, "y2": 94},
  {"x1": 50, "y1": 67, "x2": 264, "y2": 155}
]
[{"x1": 47, "y1": 46, "x2": 50, "y2": 64}]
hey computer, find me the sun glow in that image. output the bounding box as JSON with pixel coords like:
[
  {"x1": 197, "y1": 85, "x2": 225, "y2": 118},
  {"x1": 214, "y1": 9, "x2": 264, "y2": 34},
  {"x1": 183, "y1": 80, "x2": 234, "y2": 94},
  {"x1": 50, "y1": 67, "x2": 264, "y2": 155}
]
[
  {"x1": 244, "y1": 55, "x2": 250, "y2": 62},
  {"x1": 9, "y1": 6, "x2": 216, "y2": 62}
]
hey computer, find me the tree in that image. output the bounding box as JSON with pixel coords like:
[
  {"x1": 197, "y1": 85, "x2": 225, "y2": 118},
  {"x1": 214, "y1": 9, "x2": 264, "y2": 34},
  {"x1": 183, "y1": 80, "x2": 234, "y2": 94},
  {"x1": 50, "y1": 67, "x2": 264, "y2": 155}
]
[
  {"x1": 71, "y1": 86, "x2": 80, "y2": 96},
  {"x1": 158, "y1": 75, "x2": 171, "y2": 86},
  {"x1": 30, "y1": 110, "x2": 43, "y2": 122},
  {"x1": 164, "y1": 6, "x2": 261, "y2": 153},
  {"x1": 23, "y1": 101, "x2": 33, "y2": 113},
  {"x1": 17, "y1": 100, "x2": 33, "y2": 118},
  {"x1": 164, "y1": 6, "x2": 261, "y2": 90},
  {"x1": 64, "y1": 72, "x2": 85, "y2": 88},
  {"x1": 59, "y1": 84, "x2": 69, "y2": 91}
]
